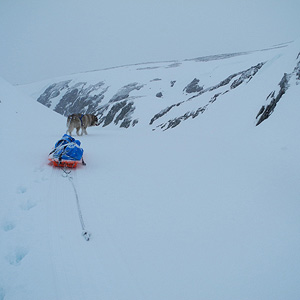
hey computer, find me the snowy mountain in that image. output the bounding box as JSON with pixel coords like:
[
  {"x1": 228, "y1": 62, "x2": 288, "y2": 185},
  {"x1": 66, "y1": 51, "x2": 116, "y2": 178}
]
[
  {"x1": 19, "y1": 41, "x2": 300, "y2": 131},
  {"x1": 1, "y1": 40, "x2": 300, "y2": 300}
]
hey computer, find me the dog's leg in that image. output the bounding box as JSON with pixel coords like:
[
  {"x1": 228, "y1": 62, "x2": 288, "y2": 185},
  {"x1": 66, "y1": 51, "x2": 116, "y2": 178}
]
[
  {"x1": 66, "y1": 117, "x2": 72, "y2": 135},
  {"x1": 76, "y1": 126, "x2": 81, "y2": 136},
  {"x1": 67, "y1": 125, "x2": 73, "y2": 136}
]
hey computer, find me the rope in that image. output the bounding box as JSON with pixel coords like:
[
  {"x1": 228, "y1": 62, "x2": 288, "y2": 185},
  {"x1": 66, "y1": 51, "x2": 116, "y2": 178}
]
[
  {"x1": 62, "y1": 167, "x2": 91, "y2": 241},
  {"x1": 69, "y1": 176, "x2": 85, "y2": 231}
]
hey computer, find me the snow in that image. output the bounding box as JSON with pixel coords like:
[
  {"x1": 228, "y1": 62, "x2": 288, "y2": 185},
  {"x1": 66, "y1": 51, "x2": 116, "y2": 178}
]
[{"x1": 1, "y1": 41, "x2": 300, "y2": 300}]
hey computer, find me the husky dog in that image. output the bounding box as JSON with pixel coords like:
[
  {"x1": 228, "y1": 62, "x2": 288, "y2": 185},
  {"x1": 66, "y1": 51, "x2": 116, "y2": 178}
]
[{"x1": 66, "y1": 114, "x2": 99, "y2": 136}]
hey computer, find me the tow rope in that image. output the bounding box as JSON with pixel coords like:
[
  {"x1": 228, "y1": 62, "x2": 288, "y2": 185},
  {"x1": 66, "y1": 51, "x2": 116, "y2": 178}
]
[{"x1": 62, "y1": 167, "x2": 91, "y2": 241}]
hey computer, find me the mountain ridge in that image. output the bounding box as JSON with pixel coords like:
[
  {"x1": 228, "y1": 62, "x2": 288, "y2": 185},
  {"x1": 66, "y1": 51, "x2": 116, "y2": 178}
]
[{"x1": 18, "y1": 41, "x2": 299, "y2": 131}]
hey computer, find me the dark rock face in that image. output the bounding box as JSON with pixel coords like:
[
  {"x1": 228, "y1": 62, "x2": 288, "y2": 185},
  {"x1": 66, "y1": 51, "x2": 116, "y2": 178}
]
[
  {"x1": 35, "y1": 61, "x2": 267, "y2": 131},
  {"x1": 55, "y1": 82, "x2": 107, "y2": 115},
  {"x1": 37, "y1": 80, "x2": 71, "y2": 108},
  {"x1": 37, "y1": 81, "x2": 140, "y2": 128},
  {"x1": 159, "y1": 106, "x2": 207, "y2": 131},
  {"x1": 230, "y1": 63, "x2": 264, "y2": 89},
  {"x1": 183, "y1": 78, "x2": 203, "y2": 93},
  {"x1": 295, "y1": 60, "x2": 300, "y2": 81},
  {"x1": 256, "y1": 57, "x2": 300, "y2": 126},
  {"x1": 149, "y1": 102, "x2": 183, "y2": 125},
  {"x1": 100, "y1": 101, "x2": 127, "y2": 127},
  {"x1": 37, "y1": 81, "x2": 107, "y2": 116},
  {"x1": 170, "y1": 81, "x2": 176, "y2": 87},
  {"x1": 99, "y1": 83, "x2": 143, "y2": 127},
  {"x1": 256, "y1": 73, "x2": 291, "y2": 126},
  {"x1": 33, "y1": 46, "x2": 298, "y2": 131},
  {"x1": 183, "y1": 63, "x2": 264, "y2": 103},
  {"x1": 153, "y1": 63, "x2": 265, "y2": 130},
  {"x1": 96, "y1": 100, "x2": 136, "y2": 128},
  {"x1": 109, "y1": 83, "x2": 144, "y2": 103},
  {"x1": 115, "y1": 101, "x2": 135, "y2": 128}
]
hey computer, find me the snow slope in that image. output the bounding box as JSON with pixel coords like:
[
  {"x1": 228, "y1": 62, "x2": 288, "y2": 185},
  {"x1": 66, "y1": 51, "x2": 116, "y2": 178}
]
[
  {"x1": 1, "y1": 42, "x2": 300, "y2": 299},
  {"x1": 18, "y1": 42, "x2": 296, "y2": 131}
]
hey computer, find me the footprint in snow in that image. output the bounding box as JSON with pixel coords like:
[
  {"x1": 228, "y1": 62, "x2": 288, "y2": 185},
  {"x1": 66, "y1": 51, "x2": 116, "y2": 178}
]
[
  {"x1": 1, "y1": 220, "x2": 16, "y2": 232},
  {"x1": 16, "y1": 186, "x2": 27, "y2": 194},
  {"x1": 19, "y1": 199, "x2": 36, "y2": 211},
  {"x1": 5, "y1": 247, "x2": 28, "y2": 266}
]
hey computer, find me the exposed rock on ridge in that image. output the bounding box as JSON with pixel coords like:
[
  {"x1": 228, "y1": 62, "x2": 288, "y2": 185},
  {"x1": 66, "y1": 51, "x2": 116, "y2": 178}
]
[
  {"x1": 153, "y1": 63, "x2": 265, "y2": 130},
  {"x1": 23, "y1": 42, "x2": 299, "y2": 131},
  {"x1": 256, "y1": 55, "x2": 300, "y2": 126}
]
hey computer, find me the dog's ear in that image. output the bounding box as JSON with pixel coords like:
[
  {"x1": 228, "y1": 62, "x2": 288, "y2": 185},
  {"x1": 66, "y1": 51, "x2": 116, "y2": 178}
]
[{"x1": 93, "y1": 115, "x2": 99, "y2": 126}]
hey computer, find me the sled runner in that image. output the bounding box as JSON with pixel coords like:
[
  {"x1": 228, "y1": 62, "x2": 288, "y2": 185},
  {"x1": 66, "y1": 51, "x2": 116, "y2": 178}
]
[{"x1": 49, "y1": 134, "x2": 85, "y2": 168}]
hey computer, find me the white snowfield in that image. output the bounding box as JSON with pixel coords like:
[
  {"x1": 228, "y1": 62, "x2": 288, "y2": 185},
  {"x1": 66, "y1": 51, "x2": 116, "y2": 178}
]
[{"x1": 1, "y1": 41, "x2": 300, "y2": 300}]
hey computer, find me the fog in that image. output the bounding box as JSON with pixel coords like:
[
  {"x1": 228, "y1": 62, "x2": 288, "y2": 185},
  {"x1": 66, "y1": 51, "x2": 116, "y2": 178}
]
[{"x1": 0, "y1": 0, "x2": 299, "y2": 84}]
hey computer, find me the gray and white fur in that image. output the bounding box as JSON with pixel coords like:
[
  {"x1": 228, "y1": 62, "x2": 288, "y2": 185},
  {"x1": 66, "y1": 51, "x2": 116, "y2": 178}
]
[{"x1": 66, "y1": 114, "x2": 99, "y2": 136}]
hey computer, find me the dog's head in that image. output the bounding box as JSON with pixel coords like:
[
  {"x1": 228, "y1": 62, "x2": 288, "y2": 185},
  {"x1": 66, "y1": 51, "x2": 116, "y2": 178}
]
[{"x1": 91, "y1": 115, "x2": 99, "y2": 126}]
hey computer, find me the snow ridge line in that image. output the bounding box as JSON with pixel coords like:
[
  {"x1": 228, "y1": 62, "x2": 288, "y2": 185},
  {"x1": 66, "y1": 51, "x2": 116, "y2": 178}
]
[{"x1": 62, "y1": 168, "x2": 91, "y2": 241}]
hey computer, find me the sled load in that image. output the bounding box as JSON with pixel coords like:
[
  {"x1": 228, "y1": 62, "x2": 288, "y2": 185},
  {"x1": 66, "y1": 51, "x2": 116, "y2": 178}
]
[{"x1": 48, "y1": 134, "x2": 85, "y2": 168}]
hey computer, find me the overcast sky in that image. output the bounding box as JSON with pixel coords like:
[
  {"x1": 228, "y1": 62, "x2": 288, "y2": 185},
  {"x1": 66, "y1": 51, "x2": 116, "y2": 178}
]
[{"x1": 0, "y1": 0, "x2": 299, "y2": 84}]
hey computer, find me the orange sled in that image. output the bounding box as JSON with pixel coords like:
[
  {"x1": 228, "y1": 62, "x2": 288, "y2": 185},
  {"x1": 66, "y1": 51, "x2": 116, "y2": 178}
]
[{"x1": 48, "y1": 158, "x2": 79, "y2": 168}]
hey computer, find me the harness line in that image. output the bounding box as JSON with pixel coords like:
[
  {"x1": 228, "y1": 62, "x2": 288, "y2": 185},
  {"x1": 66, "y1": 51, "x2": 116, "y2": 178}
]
[{"x1": 62, "y1": 167, "x2": 91, "y2": 241}]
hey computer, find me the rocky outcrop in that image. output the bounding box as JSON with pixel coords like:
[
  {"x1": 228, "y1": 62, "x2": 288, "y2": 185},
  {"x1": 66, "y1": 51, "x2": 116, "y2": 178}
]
[
  {"x1": 109, "y1": 83, "x2": 144, "y2": 103},
  {"x1": 55, "y1": 82, "x2": 107, "y2": 115},
  {"x1": 37, "y1": 80, "x2": 71, "y2": 108},
  {"x1": 153, "y1": 63, "x2": 265, "y2": 130},
  {"x1": 37, "y1": 80, "x2": 107, "y2": 116},
  {"x1": 97, "y1": 100, "x2": 137, "y2": 128},
  {"x1": 183, "y1": 78, "x2": 203, "y2": 93},
  {"x1": 158, "y1": 106, "x2": 207, "y2": 131},
  {"x1": 256, "y1": 57, "x2": 300, "y2": 126},
  {"x1": 149, "y1": 102, "x2": 184, "y2": 125},
  {"x1": 256, "y1": 73, "x2": 291, "y2": 125},
  {"x1": 30, "y1": 43, "x2": 298, "y2": 131},
  {"x1": 35, "y1": 61, "x2": 265, "y2": 131},
  {"x1": 36, "y1": 80, "x2": 141, "y2": 128}
]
